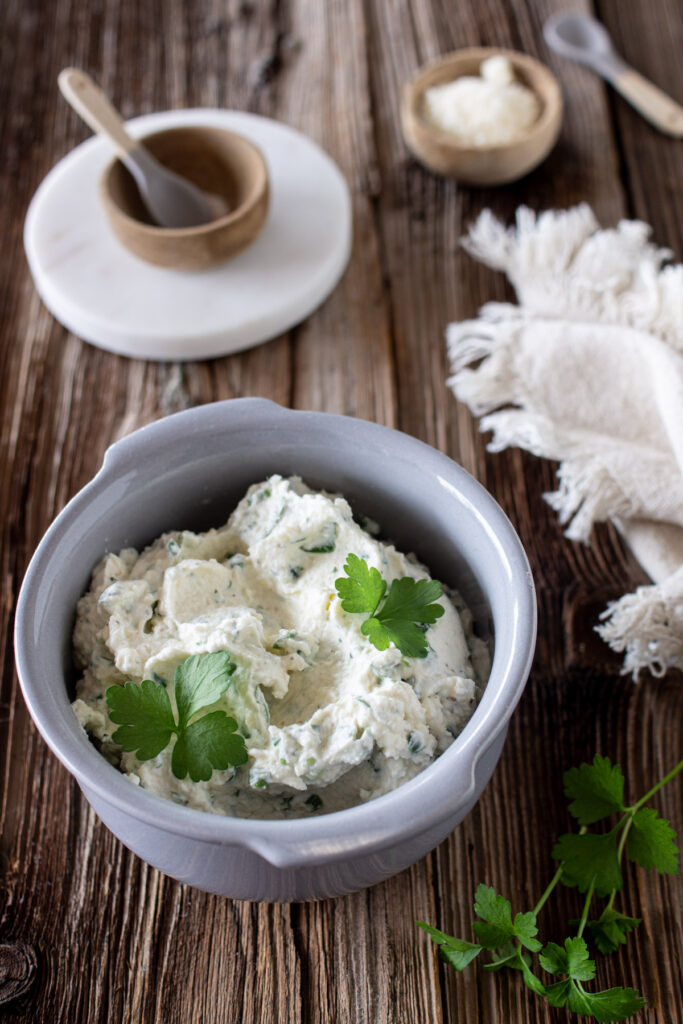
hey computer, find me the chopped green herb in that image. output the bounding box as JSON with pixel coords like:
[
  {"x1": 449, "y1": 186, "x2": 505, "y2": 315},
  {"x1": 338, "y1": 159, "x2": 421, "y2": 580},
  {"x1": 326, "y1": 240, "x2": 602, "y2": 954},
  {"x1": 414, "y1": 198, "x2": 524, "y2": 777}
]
[
  {"x1": 408, "y1": 732, "x2": 423, "y2": 754},
  {"x1": 305, "y1": 794, "x2": 323, "y2": 811},
  {"x1": 247, "y1": 487, "x2": 271, "y2": 506},
  {"x1": 263, "y1": 505, "x2": 286, "y2": 538},
  {"x1": 290, "y1": 566, "x2": 304, "y2": 579},
  {"x1": 358, "y1": 514, "x2": 380, "y2": 536},
  {"x1": 301, "y1": 522, "x2": 338, "y2": 554}
]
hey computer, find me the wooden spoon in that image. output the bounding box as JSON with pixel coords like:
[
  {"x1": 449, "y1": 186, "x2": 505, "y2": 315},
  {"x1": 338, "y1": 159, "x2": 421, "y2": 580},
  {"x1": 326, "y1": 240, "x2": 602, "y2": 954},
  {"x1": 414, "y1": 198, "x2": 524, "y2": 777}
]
[
  {"x1": 544, "y1": 14, "x2": 683, "y2": 138},
  {"x1": 58, "y1": 68, "x2": 229, "y2": 227}
]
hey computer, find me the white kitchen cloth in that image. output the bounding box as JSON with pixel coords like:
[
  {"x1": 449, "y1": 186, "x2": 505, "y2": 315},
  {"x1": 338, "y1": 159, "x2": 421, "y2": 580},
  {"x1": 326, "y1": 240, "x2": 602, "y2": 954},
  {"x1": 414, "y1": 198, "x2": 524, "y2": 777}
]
[{"x1": 446, "y1": 204, "x2": 683, "y2": 679}]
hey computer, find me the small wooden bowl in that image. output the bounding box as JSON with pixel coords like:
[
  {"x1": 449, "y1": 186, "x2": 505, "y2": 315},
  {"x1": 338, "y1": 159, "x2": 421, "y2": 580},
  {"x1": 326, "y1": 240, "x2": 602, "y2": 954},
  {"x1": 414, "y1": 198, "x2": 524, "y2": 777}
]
[
  {"x1": 401, "y1": 48, "x2": 563, "y2": 185},
  {"x1": 100, "y1": 126, "x2": 269, "y2": 270}
]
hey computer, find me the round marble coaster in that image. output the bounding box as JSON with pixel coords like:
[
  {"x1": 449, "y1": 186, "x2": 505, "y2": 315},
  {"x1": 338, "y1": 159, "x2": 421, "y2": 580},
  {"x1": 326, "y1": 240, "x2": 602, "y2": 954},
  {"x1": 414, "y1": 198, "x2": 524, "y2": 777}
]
[{"x1": 24, "y1": 110, "x2": 352, "y2": 361}]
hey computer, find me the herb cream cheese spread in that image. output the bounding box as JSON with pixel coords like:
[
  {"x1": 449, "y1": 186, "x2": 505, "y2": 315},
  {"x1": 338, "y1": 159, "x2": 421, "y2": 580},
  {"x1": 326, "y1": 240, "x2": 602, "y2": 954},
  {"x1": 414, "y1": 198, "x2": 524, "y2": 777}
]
[{"x1": 72, "y1": 476, "x2": 488, "y2": 819}]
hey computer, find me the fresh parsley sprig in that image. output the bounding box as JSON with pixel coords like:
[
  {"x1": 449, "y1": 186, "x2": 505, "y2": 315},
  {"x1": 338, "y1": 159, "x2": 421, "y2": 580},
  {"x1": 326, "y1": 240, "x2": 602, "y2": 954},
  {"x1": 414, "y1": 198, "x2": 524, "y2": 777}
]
[
  {"x1": 106, "y1": 651, "x2": 248, "y2": 783},
  {"x1": 418, "y1": 754, "x2": 682, "y2": 1021},
  {"x1": 335, "y1": 553, "x2": 445, "y2": 658}
]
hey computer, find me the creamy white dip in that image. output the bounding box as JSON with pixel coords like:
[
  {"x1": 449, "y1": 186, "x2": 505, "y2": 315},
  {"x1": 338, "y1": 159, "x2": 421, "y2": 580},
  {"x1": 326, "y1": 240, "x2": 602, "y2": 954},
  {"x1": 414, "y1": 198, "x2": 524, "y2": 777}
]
[{"x1": 72, "y1": 476, "x2": 488, "y2": 819}]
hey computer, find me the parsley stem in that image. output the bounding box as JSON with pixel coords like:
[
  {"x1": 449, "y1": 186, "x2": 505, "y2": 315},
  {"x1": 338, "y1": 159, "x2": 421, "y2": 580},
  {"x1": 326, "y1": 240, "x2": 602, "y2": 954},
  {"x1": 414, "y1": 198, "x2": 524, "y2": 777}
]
[
  {"x1": 629, "y1": 757, "x2": 683, "y2": 814},
  {"x1": 533, "y1": 825, "x2": 588, "y2": 919},
  {"x1": 532, "y1": 864, "x2": 564, "y2": 917},
  {"x1": 605, "y1": 817, "x2": 634, "y2": 912},
  {"x1": 604, "y1": 756, "x2": 683, "y2": 912},
  {"x1": 616, "y1": 816, "x2": 633, "y2": 863},
  {"x1": 576, "y1": 878, "x2": 596, "y2": 939}
]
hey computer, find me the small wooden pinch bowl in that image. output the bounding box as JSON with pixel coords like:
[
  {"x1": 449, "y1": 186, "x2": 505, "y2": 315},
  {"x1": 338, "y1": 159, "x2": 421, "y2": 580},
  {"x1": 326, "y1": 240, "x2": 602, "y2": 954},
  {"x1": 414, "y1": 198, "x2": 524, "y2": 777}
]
[
  {"x1": 401, "y1": 47, "x2": 563, "y2": 185},
  {"x1": 100, "y1": 126, "x2": 269, "y2": 270}
]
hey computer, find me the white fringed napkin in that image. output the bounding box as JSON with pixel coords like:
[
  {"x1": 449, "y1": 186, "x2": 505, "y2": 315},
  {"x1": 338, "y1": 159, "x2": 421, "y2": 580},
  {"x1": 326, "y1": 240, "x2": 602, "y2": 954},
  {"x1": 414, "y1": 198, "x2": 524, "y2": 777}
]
[{"x1": 447, "y1": 204, "x2": 683, "y2": 679}]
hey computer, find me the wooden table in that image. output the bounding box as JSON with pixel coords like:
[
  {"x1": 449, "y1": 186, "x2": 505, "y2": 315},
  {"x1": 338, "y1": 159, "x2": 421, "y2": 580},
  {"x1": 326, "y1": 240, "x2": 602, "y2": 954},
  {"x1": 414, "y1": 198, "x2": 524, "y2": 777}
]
[{"x1": 1, "y1": 1, "x2": 681, "y2": 1021}]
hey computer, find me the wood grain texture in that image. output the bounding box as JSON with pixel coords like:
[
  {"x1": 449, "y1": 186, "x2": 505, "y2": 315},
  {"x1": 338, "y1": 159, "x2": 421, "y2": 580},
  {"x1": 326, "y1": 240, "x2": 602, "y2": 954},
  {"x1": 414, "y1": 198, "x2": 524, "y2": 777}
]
[{"x1": 1, "y1": 1, "x2": 681, "y2": 1022}]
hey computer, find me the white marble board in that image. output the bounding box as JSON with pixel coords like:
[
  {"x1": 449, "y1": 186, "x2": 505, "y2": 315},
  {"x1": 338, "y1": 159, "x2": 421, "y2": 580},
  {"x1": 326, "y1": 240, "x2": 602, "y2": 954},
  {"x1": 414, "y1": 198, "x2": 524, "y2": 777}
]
[{"x1": 24, "y1": 109, "x2": 352, "y2": 361}]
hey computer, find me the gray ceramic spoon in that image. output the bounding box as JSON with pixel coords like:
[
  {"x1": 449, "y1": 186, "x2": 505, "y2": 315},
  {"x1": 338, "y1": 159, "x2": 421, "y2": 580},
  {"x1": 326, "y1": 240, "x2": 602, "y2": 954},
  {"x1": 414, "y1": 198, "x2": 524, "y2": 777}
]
[
  {"x1": 544, "y1": 13, "x2": 683, "y2": 138},
  {"x1": 58, "y1": 68, "x2": 228, "y2": 227}
]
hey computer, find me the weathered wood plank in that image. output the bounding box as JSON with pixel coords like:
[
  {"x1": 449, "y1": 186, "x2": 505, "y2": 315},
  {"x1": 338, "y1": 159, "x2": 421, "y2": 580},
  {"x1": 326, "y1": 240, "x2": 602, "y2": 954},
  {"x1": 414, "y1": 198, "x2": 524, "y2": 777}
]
[{"x1": 597, "y1": 0, "x2": 683, "y2": 251}]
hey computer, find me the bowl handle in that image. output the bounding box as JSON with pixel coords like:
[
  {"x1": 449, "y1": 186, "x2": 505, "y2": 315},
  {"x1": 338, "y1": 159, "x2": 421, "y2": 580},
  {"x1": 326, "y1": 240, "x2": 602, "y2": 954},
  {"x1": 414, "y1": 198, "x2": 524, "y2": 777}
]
[
  {"x1": 100, "y1": 432, "x2": 144, "y2": 474},
  {"x1": 99, "y1": 399, "x2": 289, "y2": 476}
]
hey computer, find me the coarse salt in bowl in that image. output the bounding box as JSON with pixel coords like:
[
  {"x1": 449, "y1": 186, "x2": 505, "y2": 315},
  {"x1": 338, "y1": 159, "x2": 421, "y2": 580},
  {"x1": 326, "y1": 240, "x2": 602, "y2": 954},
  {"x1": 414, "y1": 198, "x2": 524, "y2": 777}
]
[{"x1": 401, "y1": 47, "x2": 563, "y2": 185}]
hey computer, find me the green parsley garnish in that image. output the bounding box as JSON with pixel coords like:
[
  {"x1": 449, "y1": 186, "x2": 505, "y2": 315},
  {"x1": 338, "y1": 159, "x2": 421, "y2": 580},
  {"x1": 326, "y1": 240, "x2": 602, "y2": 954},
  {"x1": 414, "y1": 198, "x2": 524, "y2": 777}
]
[
  {"x1": 418, "y1": 754, "x2": 682, "y2": 1021},
  {"x1": 335, "y1": 553, "x2": 444, "y2": 658},
  {"x1": 106, "y1": 651, "x2": 248, "y2": 783}
]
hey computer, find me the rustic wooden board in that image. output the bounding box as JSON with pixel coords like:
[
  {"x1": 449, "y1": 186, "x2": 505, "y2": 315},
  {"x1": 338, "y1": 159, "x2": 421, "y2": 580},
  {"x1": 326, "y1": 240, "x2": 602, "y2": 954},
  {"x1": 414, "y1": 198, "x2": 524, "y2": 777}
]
[{"x1": 0, "y1": 0, "x2": 681, "y2": 1022}]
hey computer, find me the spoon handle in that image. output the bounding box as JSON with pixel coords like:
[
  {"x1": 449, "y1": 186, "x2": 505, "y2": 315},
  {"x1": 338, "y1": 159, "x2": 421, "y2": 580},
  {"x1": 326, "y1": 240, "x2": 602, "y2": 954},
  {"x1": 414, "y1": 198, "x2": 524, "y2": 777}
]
[
  {"x1": 611, "y1": 69, "x2": 683, "y2": 138},
  {"x1": 58, "y1": 68, "x2": 136, "y2": 156}
]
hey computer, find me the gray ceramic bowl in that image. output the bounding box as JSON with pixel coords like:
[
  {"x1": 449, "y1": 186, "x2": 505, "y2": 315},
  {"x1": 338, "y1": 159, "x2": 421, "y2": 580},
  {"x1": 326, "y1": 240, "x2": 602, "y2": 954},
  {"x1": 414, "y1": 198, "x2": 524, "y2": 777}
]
[{"x1": 15, "y1": 399, "x2": 536, "y2": 902}]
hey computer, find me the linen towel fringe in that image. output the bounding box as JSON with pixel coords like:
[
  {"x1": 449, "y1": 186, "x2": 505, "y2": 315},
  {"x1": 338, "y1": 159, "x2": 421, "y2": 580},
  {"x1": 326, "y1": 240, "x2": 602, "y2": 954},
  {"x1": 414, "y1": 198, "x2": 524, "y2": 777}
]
[{"x1": 447, "y1": 205, "x2": 683, "y2": 679}]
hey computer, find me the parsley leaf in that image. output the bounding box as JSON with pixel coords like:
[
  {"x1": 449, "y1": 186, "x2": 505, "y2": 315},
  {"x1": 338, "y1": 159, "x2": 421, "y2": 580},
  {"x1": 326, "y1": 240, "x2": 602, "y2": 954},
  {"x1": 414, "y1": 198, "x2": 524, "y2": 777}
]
[
  {"x1": 564, "y1": 756, "x2": 625, "y2": 825},
  {"x1": 175, "y1": 650, "x2": 236, "y2": 727},
  {"x1": 513, "y1": 912, "x2": 543, "y2": 953},
  {"x1": 627, "y1": 808, "x2": 679, "y2": 874},
  {"x1": 171, "y1": 710, "x2": 247, "y2": 782},
  {"x1": 472, "y1": 885, "x2": 542, "y2": 952},
  {"x1": 552, "y1": 833, "x2": 622, "y2": 897},
  {"x1": 107, "y1": 679, "x2": 175, "y2": 759},
  {"x1": 539, "y1": 939, "x2": 645, "y2": 1020},
  {"x1": 361, "y1": 616, "x2": 429, "y2": 659},
  {"x1": 335, "y1": 553, "x2": 386, "y2": 614},
  {"x1": 539, "y1": 937, "x2": 596, "y2": 981},
  {"x1": 336, "y1": 556, "x2": 444, "y2": 658},
  {"x1": 580, "y1": 908, "x2": 641, "y2": 955},
  {"x1": 543, "y1": 978, "x2": 572, "y2": 1008},
  {"x1": 376, "y1": 576, "x2": 444, "y2": 625},
  {"x1": 545, "y1": 972, "x2": 645, "y2": 1021},
  {"x1": 544, "y1": 979, "x2": 645, "y2": 1020},
  {"x1": 106, "y1": 651, "x2": 247, "y2": 783},
  {"x1": 473, "y1": 885, "x2": 516, "y2": 948},
  {"x1": 416, "y1": 922, "x2": 482, "y2": 970},
  {"x1": 568, "y1": 987, "x2": 645, "y2": 1022}
]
